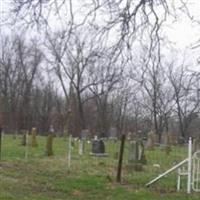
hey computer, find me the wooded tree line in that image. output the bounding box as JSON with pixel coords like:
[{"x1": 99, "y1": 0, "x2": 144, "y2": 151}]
[{"x1": 0, "y1": 0, "x2": 200, "y2": 140}]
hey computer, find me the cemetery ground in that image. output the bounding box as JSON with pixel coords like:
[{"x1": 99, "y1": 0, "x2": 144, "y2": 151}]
[{"x1": 0, "y1": 135, "x2": 200, "y2": 200}]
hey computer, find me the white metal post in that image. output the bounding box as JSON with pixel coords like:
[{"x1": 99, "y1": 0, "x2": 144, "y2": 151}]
[
  {"x1": 25, "y1": 132, "x2": 29, "y2": 159},
  {"x1": 187, "y1": 137, "x2": 192, "y2": 194},
  {"x1": 68, "y1": 135, "x2": 72, "y2": 168},
  {"x1": 1, "y1": 131, "x2": 4, "y2": 141},
  {"x1": 79, "y1": 140, "x2": 83, "y2": 155},
  {"x1": 177, "y1": 168, "x2": 181, "y2": 191}
]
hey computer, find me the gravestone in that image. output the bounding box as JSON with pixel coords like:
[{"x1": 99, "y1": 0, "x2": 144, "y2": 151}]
[
  {"x1": 128, "y1": 140, "x2": 147, "y2": 164},
  {"x1": 31, "y1": 127, "x2": 38, "y2": 147},
  {"x1": 167, "y1": 132, "x2": 178, "y2": 145},
  {"x1": 109, "y1": 127, "x2": 117, "y2": 138},
  {"x1": 80, "y1": 129, "x2": 90, "y2": 139},
  {"x1": 127, "y1": 132, "x2": 132, "y2": 140},
  {"x1": 146, "y1": 130, "x2": 156, "y2": 150},
  {"x1": 78, "y1": 139, "x2": 84, "y2": 155},
  {"x1": 21, "y1": 130, "x2": 28, "y2": 146},
  {"x1": 79, "y1": 129, "x2": 90, "y2": 155},
  {"x1": 128, "y1": 141, "x2": 139, "y2": 162},
  {"x1": 92, "y1": 139, "x2": 105, "y2": 154},
  {"x1": 178, "y1": 136, "x2": 185, "y2": 144},
  {"x1": 128, "y1": 140, "x2": 147, "y2": 171},
  {"x1": 193, "y1": 138, "x2": 200, "y2": 153},
  {"x1": 49, "y1": 125, "x2": 55, "y2": 135},
  {"x1": 162, "y1": 132, "x2": 172, "y2": 155}
]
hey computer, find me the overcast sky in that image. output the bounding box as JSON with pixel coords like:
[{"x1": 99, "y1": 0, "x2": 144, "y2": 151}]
[
  {"x1": 1, "y1": 1, "x2": 200, "y2": 47},
  {"x1": 1, "y1": 0, "x2": 200, "y2": 70}
]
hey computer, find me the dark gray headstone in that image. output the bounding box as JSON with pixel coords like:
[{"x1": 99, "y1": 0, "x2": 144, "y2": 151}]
[{"x1": 92, "y1": 139, "x2": 105, "y2": 154}]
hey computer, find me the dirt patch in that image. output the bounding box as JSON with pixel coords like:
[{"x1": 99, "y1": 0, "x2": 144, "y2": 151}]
[
  {"x1": 107, "y1": 181, "x2": 177, "y2": 194},
  {"x1": 72, "y1": 189, "x2": 82, "y2": 196}
]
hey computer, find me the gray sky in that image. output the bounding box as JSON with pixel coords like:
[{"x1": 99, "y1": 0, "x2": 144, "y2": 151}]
[{"x1": 1, "y1": 0, "x2": 200, "y2": 70}]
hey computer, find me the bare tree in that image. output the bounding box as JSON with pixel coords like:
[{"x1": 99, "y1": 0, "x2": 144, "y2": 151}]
[
  {"x1": 16, "y1": 37, "x2": 43, "y2": 130},
  {"x1": 168, "y1": 63, "x2": 200, "y2": 139},
  {"x1": 131, "y1": 47, "x2": 164, "y2": 141},
  {"x1": 88, "y1": 50, "x2": 124, "y2": 137},
  {"x1": 46, "y1": 29, "x2": 106, "y2": 134}
]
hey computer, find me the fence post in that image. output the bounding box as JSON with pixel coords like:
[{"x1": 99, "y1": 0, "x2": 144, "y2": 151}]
[
  {"x1": 25, "y1": 132, "x2": 29, "y2": 159},
  {"x1": 187, "y1": 137, "x2": 192, "y2": 194},
  {"x1": 68, "y1": 135, "x2": 72, "y2": 168},
  {"x1": 0, "y1": 127, "x2": 2, "y2": 160},
  {"x1": 116, "y1": 134, "x2": 126, "y2": 182}
]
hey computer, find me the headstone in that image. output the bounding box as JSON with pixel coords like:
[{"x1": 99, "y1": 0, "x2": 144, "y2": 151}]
[
  {"x1": 109, "y1": 127, "x2": 117, "y2": 138},
  {"x1": 162, "y1": 132, "x2": 171, "y2": 155},
  {"x1": 78, "y1": 139, "x2": 84, "y2": 155},
  {"x1": 128, "y1": 140, "x2": 147, "y2": 171},
  {"x1": 146, "y1": 130, "x2": 156, "y2": 150},
  {"x1": 49, "y1": 125, "x2": 55, "y2": 135},
  {"x1": 81, "y1": 129, "x2": 90, "y2": 139},
  {"x1": 31, "y1": 127, "x2": 38, "y2": 147},
  {"x1": 193, "y1": 138, "x2": 200, "y2": 153},
  {"x1": 92, "y1": 139, "x2": 105, "y2": 154},
  {"x1": 168, "y1": 132, "x2": 178, "y2": 145},
  {"x1": 128, "y1": 140, "x2": 146, "y2": 163},
  {"x1": 128, "y1": 141, "x2": 139, "y2": 163},
  {"x1": 178, "y1": 136, "x2": 185, "y2": 144},
  {"x1": 21, "y1": 130, "x2": 28, "y2": 146},
  {"x1": 127, "y1": 132, "x2": 132, "y2": 140}
]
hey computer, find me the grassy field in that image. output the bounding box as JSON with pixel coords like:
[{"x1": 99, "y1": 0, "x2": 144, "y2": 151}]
[{"x1": 0, "y1": 135, "x2": 199, "y2": 200}]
